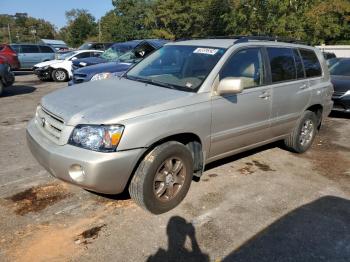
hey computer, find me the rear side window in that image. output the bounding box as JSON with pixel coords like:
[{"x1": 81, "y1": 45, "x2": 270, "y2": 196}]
[
  {"x1": 39, "y1": 45, "x2": 55, "y2": 53},
  {"x1": 11, "y1": 45, "x2": 21, "y2": 53},
  {"x1": 293, "y1": 49, "x2": 305, "y2": 79},
  {"x1": 267, "y1": 47, "x2": 296, "y2": 83},
  {"x1": 0, "y1": 45, "x2": 4, "y2": 51},
  {"x1": 21, "y1": 45, "x2": 40, "y2": 53},
  {"x1": 299, "y1": 49, "x2": 322, "y2": 78}
]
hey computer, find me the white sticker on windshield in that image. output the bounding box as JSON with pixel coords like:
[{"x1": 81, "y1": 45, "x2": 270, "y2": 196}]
[{"x1": 193, "y1": 48, "x2": 219, "y2": 55}]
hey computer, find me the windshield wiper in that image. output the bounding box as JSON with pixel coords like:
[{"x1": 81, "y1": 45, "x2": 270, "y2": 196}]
[{"x1": 126, "y1": 75, "x2": 178, "y2": 90}]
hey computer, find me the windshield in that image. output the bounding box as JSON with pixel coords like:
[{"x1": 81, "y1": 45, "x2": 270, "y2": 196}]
[
  {"x1": 78, "y1": 43, "x2": 92, "y2": 50},
  {"x1": 100, "y1": 45, "x2": 134, "y2": 61},
  {"x1": 126, "y1": 45, "x2": 226, "y2": 92},
  {"x1": 330, "y1": 60, "x2": 350, "y2": 76},
  {"x1": 58, "y1": 51, "x2": 78, "y2": 60}
]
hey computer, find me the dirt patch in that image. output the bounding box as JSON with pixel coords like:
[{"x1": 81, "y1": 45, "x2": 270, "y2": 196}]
[
  {"x1": 238, "y1": 162, "x2": 255, "y2": 175},
  {"x1": 252, "y1": 160, "x2": 275, "y2": 172},
  {"x1": 74, "y1": 224, "x2": 106, "y2": 245},
  {"x1": 4, "y1": 183, "x2": 71, "y2": 215},
  {"x1": 208, "y1": 173, "x2": 218, "y2": 178}
]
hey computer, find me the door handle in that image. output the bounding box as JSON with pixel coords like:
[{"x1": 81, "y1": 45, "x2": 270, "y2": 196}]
[
  {"x1": 300, "y1": 84, "x2": 308, "y2": 90},
  {"x1": 259, "y1": 92, "x2": 270, "y2": 99}
]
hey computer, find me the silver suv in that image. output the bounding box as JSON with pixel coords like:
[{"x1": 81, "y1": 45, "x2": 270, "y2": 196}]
[{"x1": 27, "y1": 37, "x2": 333, "y2": 214}]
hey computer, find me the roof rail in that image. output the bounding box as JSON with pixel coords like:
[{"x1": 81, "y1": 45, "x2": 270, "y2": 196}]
[{"x1": 175, "y1": 35, "x2": 308, "y2": 45}]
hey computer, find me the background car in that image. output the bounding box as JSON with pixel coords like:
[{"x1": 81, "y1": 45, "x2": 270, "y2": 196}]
[
  {"x1": 78, "y1": 42, "x2": 113, "y2": 51},
  {"x1": 0, "y1": 56, "x2": 15, "y2": 96},
  {"x1": 33, "y1": 50, "x2": 103, "y2": 82},
  {"x1": 69, "y1": 39, "x2": 169, "y2": 85},
  {"x1": 330, "y1": 58, "x2": 350, "y2": 113},
  {"x1": 10, "y1": 44, "x2": 56, "y2": 70},
  {"x1": 0, "y1": 44, "x2": 21, "y2": 70},
  {"x1": 72, "y1": 40, "x2": 142, "y2": 70}
]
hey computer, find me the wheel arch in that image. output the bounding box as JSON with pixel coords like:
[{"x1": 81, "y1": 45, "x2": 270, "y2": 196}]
[{"x1": 306, "y1": 104, "x2": 323, "y2": 129}]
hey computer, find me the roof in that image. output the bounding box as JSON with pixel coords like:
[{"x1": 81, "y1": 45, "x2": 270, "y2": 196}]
[
  {"x1": 170, "y1": 39, "x2": 235, "y2": 48},
  {"x1": 40, "y1": 39, "x2": 67, "y2": 45}
]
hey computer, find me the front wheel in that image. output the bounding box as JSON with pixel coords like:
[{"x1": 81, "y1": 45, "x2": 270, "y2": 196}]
[
  {"x1": 129, "y1": 141, "x2": 194, "y2": 214},
  {"x1": 52, "y1": 69, "x2": 68, "y2": 82},
  {"x1": 284, "y1": 110, "x2": 318, "y2": 153}
]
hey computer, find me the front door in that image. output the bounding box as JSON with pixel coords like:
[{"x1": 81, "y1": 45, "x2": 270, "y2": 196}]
[{"x1": 210, "y1": 47, "x2": 272, "y2": 159}]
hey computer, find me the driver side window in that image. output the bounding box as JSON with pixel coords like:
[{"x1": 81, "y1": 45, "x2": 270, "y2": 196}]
[{"x1": 220, "y1": 48, "x2": 264, "y2": 89}]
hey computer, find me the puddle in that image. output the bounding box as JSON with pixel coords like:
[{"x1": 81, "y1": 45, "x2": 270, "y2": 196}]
[
  {"x1": 75, "y1": 224, "x2": 106, "y2": 245},
  {"x1": 5, "y1": 183, "x2": 71, "y2": 215}
]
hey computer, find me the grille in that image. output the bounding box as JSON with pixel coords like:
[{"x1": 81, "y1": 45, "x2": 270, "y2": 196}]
[{"x1": 35, "y1": 106, "x2": 64, "y2": 142}]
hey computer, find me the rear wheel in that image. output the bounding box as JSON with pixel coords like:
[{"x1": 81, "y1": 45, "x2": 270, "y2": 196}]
[
  {"x1": 0, "y1": 80, "x2": 3, "y2": 96},
  {"x1": 129, "y1": 141, "x2": 194, "y2": 214},
  {"x1": 52, "y1": 69, "x2": 68, "y2": 82},
  {"x1": 284, "y1": 110, "x2": 318, "y2": 153}
]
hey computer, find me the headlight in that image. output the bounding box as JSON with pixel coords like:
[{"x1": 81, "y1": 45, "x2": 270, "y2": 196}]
[
  {"x1": 42, "y1": 65, "x2": 50, "y2": 70},
  {"x1": 91, "y1": 72, "x2": 113, "y2": 81},
  {"x1": 69, "y1": 125, "x2": 124, "y2": 152}
]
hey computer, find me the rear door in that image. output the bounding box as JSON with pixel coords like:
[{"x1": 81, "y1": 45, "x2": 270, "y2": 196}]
[
  {"x1": 210, "y1": 47, "x2": 273, "y2": 159},
  {"x1": 267, "y1": 47, "x2": 311, "y2": 137},
  {"x1": 39, "y1": 45, "x2": 55, "y2": 61}
]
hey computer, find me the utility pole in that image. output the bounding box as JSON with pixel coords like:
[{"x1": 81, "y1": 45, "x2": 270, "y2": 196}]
[
  {"x1": 7, "y1": 24, "x2": 12, "y2": 44},
  {"x1": 98, "y1": 20, "x2": 101, "y2": 42}
]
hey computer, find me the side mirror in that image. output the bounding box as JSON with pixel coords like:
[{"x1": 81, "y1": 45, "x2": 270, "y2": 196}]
[{"x1": 217, "y1": 77, "x2": 244, "y2": 95}]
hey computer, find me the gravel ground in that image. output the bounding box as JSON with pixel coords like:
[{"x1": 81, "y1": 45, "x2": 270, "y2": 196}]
[{"x1": 0, "y1": 74, "x2": 349, "y2": 262}]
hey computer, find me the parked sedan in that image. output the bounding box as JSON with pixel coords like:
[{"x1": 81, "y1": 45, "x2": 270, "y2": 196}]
[
  {"x1": 0, "y1": 56, "x2": 15, "y2": 96},
  {"x1": 0, "y1": 44, "x2": 20, "y2": 70},
  {"x1": 33, "y1": 50, "x2": 103, "y2": 82},
  {"x1": 69, "y1": 39, "x2": 169, "y2": 85},
  {"x1": 330, "y1": 58, "x2": 350, "y2": 113}
]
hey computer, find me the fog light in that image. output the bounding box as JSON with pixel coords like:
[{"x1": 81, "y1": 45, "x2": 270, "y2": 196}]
[{"x1": 69, "y1": 164, "x2": 85, "y2": 182}]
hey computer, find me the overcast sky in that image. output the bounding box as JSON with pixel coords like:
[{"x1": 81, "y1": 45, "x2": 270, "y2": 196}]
[{"x1": 1, "y1": 0, "x2": 114, "y2": 28}]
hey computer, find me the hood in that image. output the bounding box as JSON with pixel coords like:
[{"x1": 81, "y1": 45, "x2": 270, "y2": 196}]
[
  {"x1": 74, "y1": 62, "x2": 132, "y2": 76},
  {"x1": 73, "y1": 57, "x2": 107, "y2": 67},
  {"x1": 41, "y1": 77, "x2": 195, "y2": 126},
  {"x1": 35, "y1": 60, "x2": 61, "y2": 68},
  {"x1": 331, "y1": 75, "x2": 350, "y2": 93}
]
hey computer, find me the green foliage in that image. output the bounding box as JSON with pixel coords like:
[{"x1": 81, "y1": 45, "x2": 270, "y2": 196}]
[
  {"x1": 0, "y1": 14, "x2": 55, "y2": 44},
  {"x1": 63, "y1": 9, "x2": 98, "y2": 47}
]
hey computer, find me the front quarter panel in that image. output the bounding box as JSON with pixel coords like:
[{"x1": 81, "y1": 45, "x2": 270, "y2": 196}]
[{"x1": 117, "y1": 94, "x2": 212, "y2": 158}]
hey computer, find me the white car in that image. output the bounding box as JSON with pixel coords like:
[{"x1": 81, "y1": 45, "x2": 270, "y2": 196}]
[{"x1": 33, "y1": 50, "x2": 103, "y2": 82}]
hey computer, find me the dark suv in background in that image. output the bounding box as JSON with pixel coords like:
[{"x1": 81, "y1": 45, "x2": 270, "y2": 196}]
[{"x1": 10, "y1": 44, "x2": 56, "y2": 69}]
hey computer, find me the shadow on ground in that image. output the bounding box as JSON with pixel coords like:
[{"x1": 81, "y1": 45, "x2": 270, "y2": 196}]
[
  {"x1": 147, "y1": 216, "x2": 210, "y2": 262},
  {"x1": 223, "y1": 196, "x2": 350, "y2": 262},
  {"x1": 2, "y1": 85, "x2": 36, "y2": 97},
  {"x1": 148, "y1": 196, "x2": 350, "y2": 262},
  {"x1": 329, "y1": 111, "x2": 350, "y2": 119}
]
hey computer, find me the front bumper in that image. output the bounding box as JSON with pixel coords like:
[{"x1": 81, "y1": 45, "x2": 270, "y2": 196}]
[
  {"x1": 332, "y1": 95, "x2": 350, "y2": 113},
  {"x1": 26, "y1": 119, "x2": 145, "y2": 194},
  {"x1": 33, "y1": 67, "x2": 52, "y2": 78}
]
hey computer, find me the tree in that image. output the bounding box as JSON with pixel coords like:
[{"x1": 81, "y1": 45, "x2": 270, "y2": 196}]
[{"x1": 64, "y1": 9, "x2": 98, "y2": 47}]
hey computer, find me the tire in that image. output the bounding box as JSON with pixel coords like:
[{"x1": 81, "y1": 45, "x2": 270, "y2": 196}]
[
  {"x1": 52, "y1": 69, "x2": 68, "y2": 82},
  {"x1": 129, "y1": 141, "x2": 194, "y2": 214},
  {"x1": 0, "y1": 80, "x2": 3, "y2": 96},
  {"x1": 284, "y1": 110, "x2": 318, "y2": 153}
]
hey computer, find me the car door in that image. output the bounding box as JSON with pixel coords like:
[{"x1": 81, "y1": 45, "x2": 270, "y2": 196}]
[
  {"x1": 19, "y1": 45, "x2": 41, "y2": 69},
  {"x1": 266, "y1": 47, "x2": 311, "y2": 137},
  {"x1": 210, "y1": 47, "x2": 273, "y2": 159}
]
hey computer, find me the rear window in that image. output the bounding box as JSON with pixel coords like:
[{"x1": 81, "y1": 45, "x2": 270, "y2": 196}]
[
  {"x1": 0, "y1": 45, "x2": 4, "y2": 51},
  {"x1": 21, "y1": 45, "x2": 40, "y2": 53},
  {"x1": 39, "y1": 45, "x2": 55, "y2": 53},
  {"x1": 299, "y1": 49, "x2": 322, "y2": 78},
  {"x1": 267, "y1": 47, "x2": 296, "y2": 83},
  {"x1": 11, "y1": 45, "x2": 20, "y2": 53}
]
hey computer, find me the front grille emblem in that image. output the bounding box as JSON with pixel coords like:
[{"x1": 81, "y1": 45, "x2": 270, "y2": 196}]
[{"x1": 41, "y1": 117, "x2": 46, "y2": 128}]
